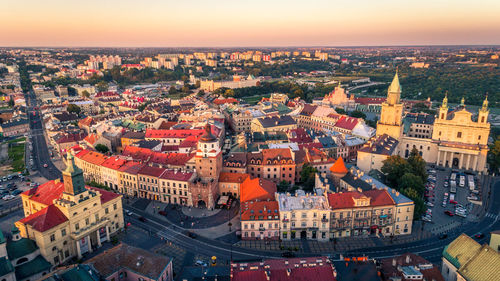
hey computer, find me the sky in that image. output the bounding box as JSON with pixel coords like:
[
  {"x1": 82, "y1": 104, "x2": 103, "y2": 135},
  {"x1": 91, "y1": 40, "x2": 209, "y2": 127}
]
[{"x1": 1, "y1": 0, "x2": 500, "y2": 47}]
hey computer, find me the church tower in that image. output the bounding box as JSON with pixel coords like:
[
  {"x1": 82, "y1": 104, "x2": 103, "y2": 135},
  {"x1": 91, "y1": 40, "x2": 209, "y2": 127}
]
[
  {"x1": 438, "y1": 92, "x2": 449, "y2": 120},
  {"x1": 478, "y1": 95, "x2": 489, "y2": 124},
  {"x1": 376, "y1": 71, "x2": 404, "y2": 139},
  {"x1": 62, "y1": 153, "x2": 86, "y2": 196}
]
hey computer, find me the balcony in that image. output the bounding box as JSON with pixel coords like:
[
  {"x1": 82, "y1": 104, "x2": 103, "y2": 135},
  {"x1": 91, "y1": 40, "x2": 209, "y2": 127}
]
[
  {"x1": 259, "y1": 227, "x2": 266, "y2": 231},
  {"x1": 282, "y1": 218, "x2": 289, "y2": 222},
  {"x1": 321, "y1": 218, "x2": 329, "y2": 223}
]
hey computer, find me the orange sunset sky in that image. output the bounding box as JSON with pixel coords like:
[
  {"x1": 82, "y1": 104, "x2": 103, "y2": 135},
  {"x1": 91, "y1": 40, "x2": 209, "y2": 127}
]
[{"x1": 1, "y1": 0, "x2": 500, "y2": 47}]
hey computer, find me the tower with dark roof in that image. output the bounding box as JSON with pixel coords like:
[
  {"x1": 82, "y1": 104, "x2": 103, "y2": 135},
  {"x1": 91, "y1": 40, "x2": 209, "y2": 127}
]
[{"x1": 62, "y1": 153, "x2": 86, "y2": 196}]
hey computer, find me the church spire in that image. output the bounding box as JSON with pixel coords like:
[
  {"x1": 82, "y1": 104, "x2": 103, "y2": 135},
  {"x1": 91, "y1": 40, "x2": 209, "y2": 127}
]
[
  {"x1": 441, "y1": 92, "x2": 448, "y2": 109},
  {"x1": 481, "y1": 94, "x2": 488, "y2": 111},
  {"x1": 388, "y1": 68, "x2": 401, "y2": 94},
  {"x1": 460, "y1": 97, "x2": 465, "y2": 107}
]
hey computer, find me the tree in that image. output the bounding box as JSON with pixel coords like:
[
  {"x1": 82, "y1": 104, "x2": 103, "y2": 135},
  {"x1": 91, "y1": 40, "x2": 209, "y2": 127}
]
[
  {"x1": 168, "y1": 86, "x2": 177, "y2": 95},
  {"x1": 402, "y1": 188, "x2": 426, "y2": 219},
  {"x1": 349, "y1": 110, "x2": 366, "y2": 119},
  {"x1": 300, "y1": 163, "x2": 318, "y2": 192},
  {"x1": 95, "y1": 144, "x2": 109, "y2": 154},
  {"x1": 82, "y1": 90, "x2": 90, "y2": 98},
  {"x1": 407, "y1": 147, "x2": 427, "y2": 183},
  {"x1": 381, "y1": 155, "x2": 411, "y2": 189},
  {"x1": 8, "y1": 98, "x2": 14, "y2": 107},
  {"x1": 488, "y1": 137, "x2": 500, "y2": 174},
  {"x1": 96, "y1": 81, "x2": 108, "y2": 92},
  {"x1": 278, "y1": 180, "x2": 290, "y2": 192},
  {"x1": 399, "y1": 173, "x2": 425, "y2": 194},
  {"x1": 335, "y1": 107, "x2": 346, "y2": 114},
  {"x1": 67, "y1": 104, "x2": 81, "y2": 115},
  {"x1": 223, "y1": 89, "x2": 235, "y2": 97},
  {"x1": 197, "y1": 90, "x2": 205, "y2": 97}
]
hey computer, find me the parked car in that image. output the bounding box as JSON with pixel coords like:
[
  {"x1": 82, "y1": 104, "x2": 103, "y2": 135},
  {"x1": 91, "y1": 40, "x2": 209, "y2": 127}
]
[
  {"x1": 12, "y1": 190, "x2": 23, "y2": 196},
  {"x1": 125, "y1": 210, "x2": 133, "y2": 216},
  {"x1": 158, "y1": 210, "x2": 167, "y2": 216},
  {"x1": 195, "y1": 260, "x2": 208, "y2": 267},
  {"x1": 474, "y1": 233, "x2": 485, "y2": 239},
  {"x1": 2, "y1": 195, "x2": 14, "y2": 201},
  {"x1": 43, "y1": 164, "x2": 48, "y2": 168},
  {"x1": 138, "y1": 216, "x2": 147, "y2": 222},
  {"x1": 449, "y1": 200, "x2": 458, "y2": 204},
  {"x1": 444, "y1": 210, "x2": 454, "y2": 216},
  {"x1": 187, "y1": 232, "x2": 198, "y2": 239},
  {"x1": 439, "y1": 233, "x2": 448, "y2": 240}
]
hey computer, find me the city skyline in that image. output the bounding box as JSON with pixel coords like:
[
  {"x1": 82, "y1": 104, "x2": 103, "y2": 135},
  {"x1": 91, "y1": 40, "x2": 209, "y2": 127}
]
[{"x1": 2, "y1": 0, "x2": 500, "y2": 47}]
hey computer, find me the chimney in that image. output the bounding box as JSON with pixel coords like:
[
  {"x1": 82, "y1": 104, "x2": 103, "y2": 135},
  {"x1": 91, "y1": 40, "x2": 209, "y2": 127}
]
[
  {"x1": 392, "y1": 258, "x2": 396, "y2": 267},
  {"x1": 405, "y1": 255, "x2": 410, "y2": 264}
]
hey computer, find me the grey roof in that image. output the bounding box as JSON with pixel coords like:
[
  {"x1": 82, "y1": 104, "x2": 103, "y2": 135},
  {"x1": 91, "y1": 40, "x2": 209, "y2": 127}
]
[
  {"x1": 1, "y1": 117, "x2": 28, "y2": 129},
  {"x1": 122, "y1": 131, "x2": 145, "y2": 139},
  {"x1": 316, "y1": 136, "x2": 337, "y2": 148},
  {"x1": 258, "y1": 115, "x2": 296, "y2": 128},
  {"x1": 332, "y1": 261, "x2": 381, "y2": 281},
  {"x1": 136, "y1": 140, "x2": 161, "y2": 149},
  {"x1": 358, "y1": 134, "x2": 398, "y2": 156}
]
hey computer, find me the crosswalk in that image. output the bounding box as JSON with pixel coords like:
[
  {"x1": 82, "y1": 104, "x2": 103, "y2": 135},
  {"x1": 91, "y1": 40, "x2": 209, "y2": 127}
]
[{"x1": 485, "y1": 213, "x2": 499, "y2": 220}]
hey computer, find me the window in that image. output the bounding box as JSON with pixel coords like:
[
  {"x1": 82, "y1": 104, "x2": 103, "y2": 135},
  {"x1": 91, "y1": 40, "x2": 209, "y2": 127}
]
[
  {"x1": 85, "y1": 218, "x2": 90, "y2": 225},
  {"x1": 50, "y1": 234, "x2": 55, "y2": 242},
  {"x1": 61, "y1": 229, "x2": 66, "y2": 236},
  {"x1": 75, "y1": 223, "x2": 79, "y2": 230},
  {"x1": 457, "y1": 132, "x2": 462, "y2": 138}
]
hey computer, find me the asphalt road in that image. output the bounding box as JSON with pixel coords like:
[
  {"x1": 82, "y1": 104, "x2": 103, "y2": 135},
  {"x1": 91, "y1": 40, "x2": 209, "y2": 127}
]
[{"x1": 25, "y1": 90, "x2": 61, "y2": 180}]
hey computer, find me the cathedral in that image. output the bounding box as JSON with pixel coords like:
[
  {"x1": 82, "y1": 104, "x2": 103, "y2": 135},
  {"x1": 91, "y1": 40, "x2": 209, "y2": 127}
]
[{"x1": 361, "y1": 71, "x2": 490, "y2": 173}]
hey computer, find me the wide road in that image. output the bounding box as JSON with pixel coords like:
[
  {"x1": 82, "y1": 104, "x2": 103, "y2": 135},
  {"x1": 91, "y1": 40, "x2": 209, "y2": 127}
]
[
  {"x1": 125, "y1": 178, "x2": 499, "y2": 264},
  {"x1": 25, "y1": 90, "x2": 61, "y2": 180}
]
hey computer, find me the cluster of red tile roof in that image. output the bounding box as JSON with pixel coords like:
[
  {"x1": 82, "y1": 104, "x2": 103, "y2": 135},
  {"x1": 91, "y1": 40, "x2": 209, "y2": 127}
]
[
  {"x1": 240, "y1": 200, "x2": 279, "y2": 221},
  {"x1": 19, "y1": 205, "x2": 68, "y2": 232},
  {"x1": 120, "y1": 146, "x2": 195, "y2": 166},
  {"x1": 101, "y1": 156, "x2": 128, "y2": 170},
  {"x1": 262, "y1": 148, "x2": 293, "y2": 164},
  {"x1": 78, "y1": 116, "x2": 94, "y2": 127},
  {"x1": 56, "y1": 132, "x2": 88, "y2": 144},
  {"x1": 84, "y1": 133, "x2": 98, "y2": 145},
  {"x1": 327, "y1": 189, "x2": 395, "y2": 210},
  {"x1": 354, "y1": 97, "x2": 386, "y2": 105},
  {"x1": 19, "y1": 181, "x2": 121, "y2": 233},
  {"x1": 334, "y1": 116, "x2": 359, "y2": 131},
  {"x1": 219, "y1": 172, "x2": 249, "y2": 183},
  {"x1": 75, "y1": 149, "x2": 108, "y2": 165},
  {"x1": 231, "y1": 257, "x2": 336, "y2": 281},
  {"x1": 159, "y1": 169, "x2": 194, "y2": 181},
  {"x1": 94, "y1": 91, "x2": 119, "y2": 98},
  {"x1": 21, "y1": 180, "x2": 65, "y2": 206},
  {"x1": 240, "y1": 177, "x2": 276, "y2": 203}
]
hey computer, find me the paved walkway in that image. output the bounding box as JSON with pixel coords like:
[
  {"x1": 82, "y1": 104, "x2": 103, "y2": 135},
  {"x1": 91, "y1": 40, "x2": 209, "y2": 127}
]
[{"x1": 181, "y1": 206, "x2": 221, "y2": 218}]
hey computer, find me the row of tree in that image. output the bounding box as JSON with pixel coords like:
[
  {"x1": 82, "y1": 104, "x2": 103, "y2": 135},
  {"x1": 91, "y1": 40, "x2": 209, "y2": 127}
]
[{"x1": 381, "y1": 148, "x2": 428, "y2": 219}]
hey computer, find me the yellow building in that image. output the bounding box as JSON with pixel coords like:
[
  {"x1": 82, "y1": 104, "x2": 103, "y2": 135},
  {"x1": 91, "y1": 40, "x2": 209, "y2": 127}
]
[
  {"x1": 490, "y1": 230, "x2": 500, "y2": 252},
  {"x1": 16, "y1": 154, "x2": 124, "y2": 265},
  {"x1": 367, "y1": 70, "x2": 491, "y2": 173}
]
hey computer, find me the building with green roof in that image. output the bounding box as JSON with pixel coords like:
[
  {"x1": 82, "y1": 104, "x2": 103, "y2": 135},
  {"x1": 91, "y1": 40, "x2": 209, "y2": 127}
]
[{"x1": 0, "y1": 227, "x2": 52, "y2": 281}]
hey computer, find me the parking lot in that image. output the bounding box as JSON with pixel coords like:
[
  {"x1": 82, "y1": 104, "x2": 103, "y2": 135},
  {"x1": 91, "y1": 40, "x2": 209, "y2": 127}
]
[{"x1": 423, "y1": 167, "x2": 483, "y2": 234}]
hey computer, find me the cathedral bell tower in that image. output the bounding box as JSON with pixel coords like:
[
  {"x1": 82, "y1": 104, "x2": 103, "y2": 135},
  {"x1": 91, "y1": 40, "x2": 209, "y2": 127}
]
[
  {"x1": 376, "y1": 70, "x2": 404, "y2": 139},
  {"x1": 478, "y1": 95, "x2": 489, "y2": 124},
  {"x1": 438, "y1": 92, "x2": 449, "y2": 120}
]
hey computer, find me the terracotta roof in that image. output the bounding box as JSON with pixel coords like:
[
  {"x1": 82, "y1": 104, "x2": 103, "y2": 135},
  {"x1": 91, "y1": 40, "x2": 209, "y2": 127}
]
[
  {"x1": 330, "y1": 157, "x2": 348, "y2": 174},
  {"x1": 335, "y1": 116, "x2": 359, "y2": 131},
  {"x1": 240, "y1": 177, "x2": 276, "y2": 203},
  {"x1": 138, "y1": 165, "x2": 166, "y2": 177},
  {"x1": 219, "y1": 172, "x2": 249, "y2": 183},
  {"x1": 22, "y1": 180, "x2": 65, "y2": 206},
  {"x1": 19, "y1": 205, "x2": 68, "y2": 232},
  {"x1": 101, "y1": 156, "x2": 128, "y2": 170},
  {"x1": 159, "y1": 169, "x2": 194, "y2": 182},
  {"x1": 231, "y1": 256, "x2": 335, "y2": 281},
  {"x1": 76, "y1": 149, "x2": 108, "y2": 165},
  {"x1": 240, "y1": 200, "x2": 279, "y2": 221},
  {"x1": 56, "y1": 132, "x2": 87, "y2": 144},
  {"x1": 84, "y1": 133, "x2": 98, "y2": 145},
  {"x1": 122, "y1": 146, "x2": 154, "y2": 161},
  {"x1": 363, "y1": 189, "x2": 395, "y2": 206},
  {"x1": 87, "y1": 187, "x2": 121, "y2": 204},
  {"x1": 262, "y1": 148, "x2": 293, "y2": 164}
]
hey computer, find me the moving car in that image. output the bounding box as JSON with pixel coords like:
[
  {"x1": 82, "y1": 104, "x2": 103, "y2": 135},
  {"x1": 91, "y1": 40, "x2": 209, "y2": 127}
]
[
  {"x1": 439, "y1": 233, "x2": 448, "y2": 240},
  {"x1": 43, "y1": 164, "x2": 48, "y2": 168},
  {"x1": 138, "y1": 216, "x2": 147, "y2": 222},
  {"x1": 444, "y1": 210, "x2": 454, "y2": 216},
  {"x1": 474, "y1": 233, "x2": 485, "y2": 239}
]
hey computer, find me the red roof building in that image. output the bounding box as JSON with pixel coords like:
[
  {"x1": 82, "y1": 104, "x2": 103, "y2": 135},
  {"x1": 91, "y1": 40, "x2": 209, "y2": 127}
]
[
  {"x1": 18, "y1": 205, "x2": 68, "y2": 232},
  {"x1": 231, "y1": 256, "x2": 337, "y2": 281},
  {"x1": 240, "y1": 177, "x2": 276, "y2": 203}
]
